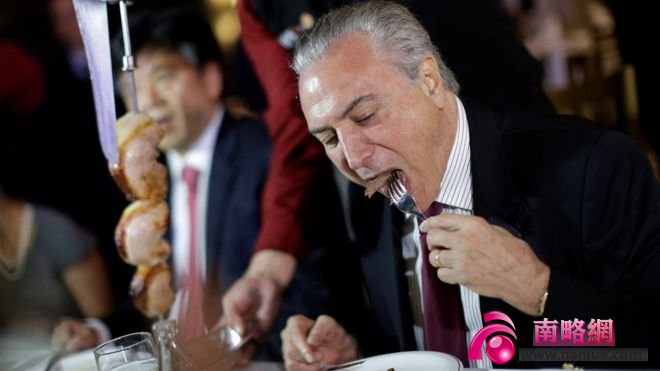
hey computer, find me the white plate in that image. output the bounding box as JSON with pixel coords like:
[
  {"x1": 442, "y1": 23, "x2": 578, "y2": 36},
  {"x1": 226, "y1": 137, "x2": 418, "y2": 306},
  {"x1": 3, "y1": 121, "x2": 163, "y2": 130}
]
[{"x1": 336, "y1": 351, "x2": 463, "y2": 371}]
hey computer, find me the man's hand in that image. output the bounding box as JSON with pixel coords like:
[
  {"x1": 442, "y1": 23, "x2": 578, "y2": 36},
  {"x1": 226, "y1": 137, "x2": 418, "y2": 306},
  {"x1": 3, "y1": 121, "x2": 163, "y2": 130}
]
[
  {"x1": 419, "y1": 214, "x2": 550, "y2": 316},
  {"x1": 51, "y1": 318, "x2": 99, "y2": 352},
  {"x1": 222, "y1": 275, "x2": 281, "y2": 339},
  {"x1": 281, "y1": 315, "x2": 358, "y2": 371},
  {"x1": 219, "y1": 250, "x2": 296, "y2": 366},
  {"x1": 221, "y1": 249, "x2": 297, "y2": 337}
]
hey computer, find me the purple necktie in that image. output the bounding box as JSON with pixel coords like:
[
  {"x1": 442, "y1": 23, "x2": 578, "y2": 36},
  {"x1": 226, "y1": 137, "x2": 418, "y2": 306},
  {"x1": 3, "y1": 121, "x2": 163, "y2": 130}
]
[
  {"x1": 179, "y1": 166, "x2": 205, "y2": 339},
  {"x1": 419, "y1": 202, "x2": 468, "y2": 364}
]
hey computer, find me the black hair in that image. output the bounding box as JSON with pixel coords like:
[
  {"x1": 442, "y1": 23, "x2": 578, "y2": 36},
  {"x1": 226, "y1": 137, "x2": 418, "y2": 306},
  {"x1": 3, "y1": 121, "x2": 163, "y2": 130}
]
[{"x1": 110, "y1": 5, "x2": 225, "y2": 79}]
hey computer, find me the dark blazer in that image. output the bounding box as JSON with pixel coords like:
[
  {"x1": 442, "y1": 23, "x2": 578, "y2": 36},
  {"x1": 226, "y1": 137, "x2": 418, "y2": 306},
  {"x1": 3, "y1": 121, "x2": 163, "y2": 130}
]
[
  {"x1": 202, "y1": 112, "x2": 271, "y2": 293},
  {"x1": 175, "y1": 111, "x2": 359, "y2": 361},
  {"x1": 349, "y1": 100, "x2": 660, "y2": 367}
]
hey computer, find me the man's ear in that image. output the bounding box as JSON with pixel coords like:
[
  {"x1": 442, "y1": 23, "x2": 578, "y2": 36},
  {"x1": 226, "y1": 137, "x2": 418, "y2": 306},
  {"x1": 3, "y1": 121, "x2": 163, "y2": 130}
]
[
  {"x1": 201, "y1": 61, "x2": 223, "y2": 100},
  {"x1": 418, "y1": 55, "x2": 446, "y2": 109}
]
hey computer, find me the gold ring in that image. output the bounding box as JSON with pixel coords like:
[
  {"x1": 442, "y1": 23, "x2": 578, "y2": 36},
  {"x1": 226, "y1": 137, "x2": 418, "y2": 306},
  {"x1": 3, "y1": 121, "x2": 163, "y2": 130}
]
[{"x1": 433, "y1": 252, "x2": 442, "y2": 268}]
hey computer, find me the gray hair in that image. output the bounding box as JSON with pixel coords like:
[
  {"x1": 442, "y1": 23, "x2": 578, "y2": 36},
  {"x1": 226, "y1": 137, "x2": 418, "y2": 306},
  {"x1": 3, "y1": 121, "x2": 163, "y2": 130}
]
[{"x1": 292, "y1": 1, "x2": 460, "y2": 94}]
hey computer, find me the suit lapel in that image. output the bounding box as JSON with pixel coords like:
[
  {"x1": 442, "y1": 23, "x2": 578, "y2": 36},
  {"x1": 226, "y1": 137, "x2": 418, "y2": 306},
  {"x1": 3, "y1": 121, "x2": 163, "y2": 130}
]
[
  {"x1": 464, "y1": 99, "x2": 520, "y2": 221},
  {"x1": 205, "y1": 113, "x2": 239, "y2": 275},
  {"x1": 464, "y1": 100, "x2": 525, "y2": 320},
  {"x1": 381, "y1": 205, "x2": 417, "y2": 350},
  {"x1": 351, "y1": 184, "x2": 416, "y2": 351}
]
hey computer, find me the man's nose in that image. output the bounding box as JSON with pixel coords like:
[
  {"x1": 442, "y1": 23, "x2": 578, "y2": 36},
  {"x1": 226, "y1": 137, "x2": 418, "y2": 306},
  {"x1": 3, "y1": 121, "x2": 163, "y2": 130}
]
[{"x1": 337, "y1": 127, "x2": 372, "y2": 170}]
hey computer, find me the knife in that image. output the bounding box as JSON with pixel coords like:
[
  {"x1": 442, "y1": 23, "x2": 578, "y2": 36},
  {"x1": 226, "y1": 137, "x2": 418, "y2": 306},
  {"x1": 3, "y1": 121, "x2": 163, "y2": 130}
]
[
  {"x1": 72, "y1": 0, "x2": 138, "y2": 167},
  {"x1": 325, "y1": 359, "x2": 366, "y2": 370}
]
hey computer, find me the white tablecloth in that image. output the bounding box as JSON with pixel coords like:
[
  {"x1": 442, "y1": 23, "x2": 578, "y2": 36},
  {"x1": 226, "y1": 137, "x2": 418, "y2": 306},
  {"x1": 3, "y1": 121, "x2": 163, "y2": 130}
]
[{"x1": 2, "y1": 347, "x2": 284, "y2": 371}]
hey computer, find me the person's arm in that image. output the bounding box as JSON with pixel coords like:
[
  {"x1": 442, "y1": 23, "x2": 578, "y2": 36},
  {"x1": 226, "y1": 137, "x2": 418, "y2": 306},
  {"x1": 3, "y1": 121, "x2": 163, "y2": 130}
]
[
  {"x1": 222, "y1": 249, "x2": 297, "y2": 336},
  {"x1": 62, "y1": 249, "x2": 113, "y2": 317},
  {"x1": 52, "y1": 249, "x2": 113, "y2": 352},
  {"x1": 220, "y1": 0, "x2": 326, "y2": 345},
  {"x1": 424, "y1": 131, "x2": 660, "y2": 350},
  {"x1": 221, "y1": 251, "x2": 297, "y2": 366},
  {"x1": 420, "y1": 214, "x2": 550, "y2": 316},
  {"x1": 542, "y1": 132, "x2": 660, "y2": 330},
  {"x1": 238, "y1": 0, "x2": 326, "y2": 259}
]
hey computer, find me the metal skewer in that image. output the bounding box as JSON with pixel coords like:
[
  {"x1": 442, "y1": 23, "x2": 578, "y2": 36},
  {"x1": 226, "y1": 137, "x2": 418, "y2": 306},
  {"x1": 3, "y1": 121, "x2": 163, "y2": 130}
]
[{"x1": 118, "y1": 0, "x2": 138, "y2": 113}]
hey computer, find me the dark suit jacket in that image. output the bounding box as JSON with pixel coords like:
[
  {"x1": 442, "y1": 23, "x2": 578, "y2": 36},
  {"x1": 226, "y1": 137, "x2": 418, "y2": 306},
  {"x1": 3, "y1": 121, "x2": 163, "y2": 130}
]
[
  {"x1": 201, "y1": 112, "x2": 271, "y2": 293},
  {"x1": 349, "y1": 100, "x2": 660, "y2": 367},
  {"x1": 174, "y1": 111, "x2": 359, "y2": 361}
]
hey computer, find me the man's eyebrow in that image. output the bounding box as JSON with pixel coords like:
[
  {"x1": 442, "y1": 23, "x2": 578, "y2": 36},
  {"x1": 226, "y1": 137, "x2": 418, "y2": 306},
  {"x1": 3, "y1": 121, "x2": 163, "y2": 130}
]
[
  {"x1": 340, "y1": 94, "x2": 375, "y2": 119},
  {"x1": 150, "y1": 64, "x2": 172, "y2": 74},
  {"x1": 309, "y1": 94, "x2": 376, "y2": 136},
  {"x1": 310, "y1": 125, "x2": 331, "y2": 136}
]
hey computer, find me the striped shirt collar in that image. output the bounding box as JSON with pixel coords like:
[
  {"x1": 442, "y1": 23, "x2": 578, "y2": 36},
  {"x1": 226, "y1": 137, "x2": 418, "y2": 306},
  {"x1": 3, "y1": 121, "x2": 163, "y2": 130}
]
[{"x1": 436, "y1": 96, "x2": 473, "y2": 211}]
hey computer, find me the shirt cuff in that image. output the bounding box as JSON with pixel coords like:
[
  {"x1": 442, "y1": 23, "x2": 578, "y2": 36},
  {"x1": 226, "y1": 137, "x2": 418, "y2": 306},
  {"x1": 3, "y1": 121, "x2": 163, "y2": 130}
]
[{"x1": 84, "y1": 318, "x2": 111, "y2": 345}]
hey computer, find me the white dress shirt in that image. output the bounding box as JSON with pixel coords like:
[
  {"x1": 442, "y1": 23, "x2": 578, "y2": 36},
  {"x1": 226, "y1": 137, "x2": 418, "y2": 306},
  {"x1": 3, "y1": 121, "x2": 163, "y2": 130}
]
[
  {"x1": 166, "y1": 108, "x2": 223, "y2": 320},
  {"x1": 402, "y1": 96, "x2": 492, "y2": 368}
]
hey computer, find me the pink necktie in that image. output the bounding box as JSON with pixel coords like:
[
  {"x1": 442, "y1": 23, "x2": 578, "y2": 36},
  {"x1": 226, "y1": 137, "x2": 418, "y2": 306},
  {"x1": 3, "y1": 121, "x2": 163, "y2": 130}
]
[
  {"x1": 179, "y1": 166, "x2": 205, "y2": 339},
  {"x1": 419, "y1": 202, "x2": 468, "y2": 364}
]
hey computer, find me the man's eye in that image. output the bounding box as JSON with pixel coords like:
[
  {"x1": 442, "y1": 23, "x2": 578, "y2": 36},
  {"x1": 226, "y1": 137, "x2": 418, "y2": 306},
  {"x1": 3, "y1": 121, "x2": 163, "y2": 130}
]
[
  {"x1": 323, "y1": 135, "x2": 338, "y2": 147},
  {"x1": 154, "y1": 71, "x2": 172, "y2": 83},
  {"x1": 356, "y1": 113, "x2": 373, "y2": 123}
]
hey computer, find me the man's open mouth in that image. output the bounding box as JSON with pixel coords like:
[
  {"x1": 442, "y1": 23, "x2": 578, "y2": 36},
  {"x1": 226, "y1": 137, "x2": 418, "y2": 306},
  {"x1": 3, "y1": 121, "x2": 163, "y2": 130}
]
[{"x1": 364, "y1": 171, "x2": 395, "y2": 198}]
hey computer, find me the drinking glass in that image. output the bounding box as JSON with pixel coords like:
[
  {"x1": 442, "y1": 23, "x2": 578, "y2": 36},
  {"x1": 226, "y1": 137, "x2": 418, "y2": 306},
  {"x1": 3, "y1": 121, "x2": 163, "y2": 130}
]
[
  {"x1": 152, "y1": 319, "x2": 249, "y2": 371},
  {"x1": 94, "y1": 332, "x2": 159, "y2": 371}
]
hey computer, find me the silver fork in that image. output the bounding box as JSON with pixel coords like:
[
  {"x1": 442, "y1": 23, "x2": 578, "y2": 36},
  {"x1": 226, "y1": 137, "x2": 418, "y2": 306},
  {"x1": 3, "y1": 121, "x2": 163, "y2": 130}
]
[{"x1": 387, "y1": 172, "x2": 426, "y2": 220}]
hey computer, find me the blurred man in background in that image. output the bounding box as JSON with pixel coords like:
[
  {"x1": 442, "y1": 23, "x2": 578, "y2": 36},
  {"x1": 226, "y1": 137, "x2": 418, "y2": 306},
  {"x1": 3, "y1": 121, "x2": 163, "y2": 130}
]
[{"x1": 55, "y1": 6, "x2": 357, "y2": 365}]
